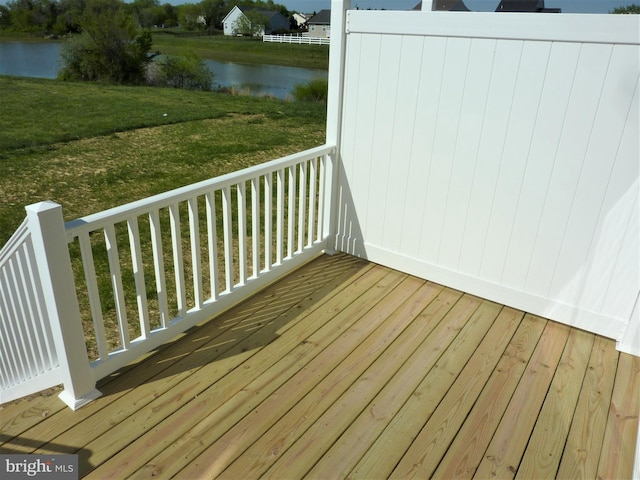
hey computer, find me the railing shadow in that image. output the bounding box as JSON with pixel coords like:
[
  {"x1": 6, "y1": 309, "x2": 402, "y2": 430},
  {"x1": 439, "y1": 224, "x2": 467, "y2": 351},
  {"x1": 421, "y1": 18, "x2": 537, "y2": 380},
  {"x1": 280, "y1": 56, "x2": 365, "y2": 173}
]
[{"x1": 94, "y1": 252, "x2": 364, "y2": 399}]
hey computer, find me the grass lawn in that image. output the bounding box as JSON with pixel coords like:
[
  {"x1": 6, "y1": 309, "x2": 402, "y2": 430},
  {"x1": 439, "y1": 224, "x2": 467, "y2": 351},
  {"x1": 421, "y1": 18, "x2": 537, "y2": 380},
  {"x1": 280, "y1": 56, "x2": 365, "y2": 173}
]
[
  {"x1": 0, "y1": 76, "x2": 327, "y2": 246},
  {"x1": 151, "y1": 33, "x2": 329, "y2": 70}
]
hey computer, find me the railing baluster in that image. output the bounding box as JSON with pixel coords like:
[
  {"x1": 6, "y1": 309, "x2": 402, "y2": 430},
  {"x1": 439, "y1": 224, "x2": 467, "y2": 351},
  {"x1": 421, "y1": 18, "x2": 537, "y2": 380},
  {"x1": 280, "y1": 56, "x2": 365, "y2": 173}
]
[
  {"x1": 1, "y1": 264, "x2": 28, "y2": 379},
  {"x1": 104, "y1": 224, "x2": 130, "y2": 349},
  {"x1": 149, "y1": 210, "x2": 170, "y2": 329},
  {"x1": 24, "y1": 239, "x2": 56, "y2": 368},
  {"x1": 127, "y1": 217, "x2": 150, "y2": 339},
  {"x1": 251, "y1": 178, "x2": 260, "y2": 278},
  {"x1": 317, "y1": 154, "x2": 327, "y2": 242},
  {"x1": 298, "y1": 161, "x2": 307, "y2": 253},
  {"x1": 77, "y1": 232, "x2": 108, "y2": 360},
  {"x1": 264, "y1": 174, "x2": 272, "y2": 272},
  {"x1": 222, "y1": 186, "x2": 234, "y2": 292},
  {"x1": 205, "y1": 192, "x2": 219, "y2": 301},
  {"x1": 287, "y1": 165, "x2": 296, "y2": 259},
  {"x1": 17, "y1": 243, "x2": 53, "y2": 371},
  {"x1": 11, "y1": 251, "x2": 41, "y2": 374},
  {"x1": 276, "y1": 169, "x2": 285, "y2": 265},
  {"x1": 169, "y1": 203, "x2": 186, "y2": 318},
  {"x1": 188, "y1": 197, "x2": 203, "y2": 309},
  {"x1": 308, "y1": 157, "x2": 318, "y2": 247},
  {"x1": 237, "y1": 183, "x2": 247, "y2": 286}
]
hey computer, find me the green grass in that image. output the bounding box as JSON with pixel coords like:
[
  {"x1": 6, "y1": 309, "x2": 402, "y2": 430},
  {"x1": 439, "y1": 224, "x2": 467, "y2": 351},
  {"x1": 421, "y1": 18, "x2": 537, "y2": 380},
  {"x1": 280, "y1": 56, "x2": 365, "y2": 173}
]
[
  {"x1": 0, "y1": 76, "x2": 327, "y2": 245},
  {"x1": 151, "y1": 34, "x2": 329, "y2": 70}
]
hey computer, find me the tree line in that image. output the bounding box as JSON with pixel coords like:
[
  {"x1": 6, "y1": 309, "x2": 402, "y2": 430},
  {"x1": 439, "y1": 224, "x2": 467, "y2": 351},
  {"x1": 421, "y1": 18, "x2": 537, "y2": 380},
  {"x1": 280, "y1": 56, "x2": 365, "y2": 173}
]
[{"x1": 0, "y1": 0, "x2": 293, "y2": 36}]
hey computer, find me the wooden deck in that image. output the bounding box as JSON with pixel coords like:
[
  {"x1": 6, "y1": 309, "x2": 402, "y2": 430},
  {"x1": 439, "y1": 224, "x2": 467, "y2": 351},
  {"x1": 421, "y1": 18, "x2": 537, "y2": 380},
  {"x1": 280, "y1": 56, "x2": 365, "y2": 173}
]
[{"x1": 1, "y1": 253, "x2": 639, "y2": 479}]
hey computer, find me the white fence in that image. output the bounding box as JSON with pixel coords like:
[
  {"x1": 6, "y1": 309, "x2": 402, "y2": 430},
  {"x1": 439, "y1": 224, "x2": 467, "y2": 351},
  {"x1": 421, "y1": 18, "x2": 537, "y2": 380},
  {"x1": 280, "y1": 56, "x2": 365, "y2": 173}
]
[
  {"x1": 0, "y1": 145, "x2": 335, "y2": 408},
  {"x1": 263, "y1": 34, "x2": 330, "y2": 45},
  {"x1": 333, "y1": 10, "x2": 640, "y2": 351}
]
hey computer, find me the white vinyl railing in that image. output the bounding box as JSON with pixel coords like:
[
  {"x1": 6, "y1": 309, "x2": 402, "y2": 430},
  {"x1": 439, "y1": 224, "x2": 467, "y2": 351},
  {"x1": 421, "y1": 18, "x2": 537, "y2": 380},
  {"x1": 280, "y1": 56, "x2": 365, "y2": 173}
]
[
  {"x1": 263, "y1": 34, "x2": 330, "y2": 45},
  {"x1": 66, "y1": 145, "x2": 335, "y2": 382},
  {"x1": 0, "y1": 220, "x2": 60, "y2": 400},
  {"x1": 0, "y1": 145, "x2": 335, "y2": 408}
]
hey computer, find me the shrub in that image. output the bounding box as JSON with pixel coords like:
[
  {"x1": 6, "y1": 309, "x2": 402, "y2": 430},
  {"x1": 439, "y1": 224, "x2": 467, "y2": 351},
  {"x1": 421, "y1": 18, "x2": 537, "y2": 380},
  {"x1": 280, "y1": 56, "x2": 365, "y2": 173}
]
[
  {"x1": 58, "y1": 1, "x2": 156, "y2": 84},
  {"x1": 149, "y1": 53, "x2": 213, "y2": 91},
  {"x1": 292, "y1": 78, "x2": 328, "y2": 103}
]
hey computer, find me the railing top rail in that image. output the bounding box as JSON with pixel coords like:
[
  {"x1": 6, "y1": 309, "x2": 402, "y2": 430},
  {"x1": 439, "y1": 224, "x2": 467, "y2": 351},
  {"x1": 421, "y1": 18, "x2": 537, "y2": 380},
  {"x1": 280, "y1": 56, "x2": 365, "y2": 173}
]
[{"x1": 65, "y1": 144, "x2": 334, "y2": 240}]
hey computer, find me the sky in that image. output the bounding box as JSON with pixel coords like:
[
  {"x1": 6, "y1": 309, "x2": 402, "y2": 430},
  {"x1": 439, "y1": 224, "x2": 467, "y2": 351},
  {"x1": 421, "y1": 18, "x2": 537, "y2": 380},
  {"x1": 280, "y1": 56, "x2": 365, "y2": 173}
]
[{"x1": 282, "y1": 0, "x2": 632, "y2": 13}]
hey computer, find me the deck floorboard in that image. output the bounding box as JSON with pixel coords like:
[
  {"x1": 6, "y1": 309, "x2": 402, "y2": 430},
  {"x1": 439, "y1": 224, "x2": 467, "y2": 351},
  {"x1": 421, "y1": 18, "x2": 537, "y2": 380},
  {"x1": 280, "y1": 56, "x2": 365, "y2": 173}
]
[{"x1": 1, "y1": 253, "x2": 638, "y2": 479}]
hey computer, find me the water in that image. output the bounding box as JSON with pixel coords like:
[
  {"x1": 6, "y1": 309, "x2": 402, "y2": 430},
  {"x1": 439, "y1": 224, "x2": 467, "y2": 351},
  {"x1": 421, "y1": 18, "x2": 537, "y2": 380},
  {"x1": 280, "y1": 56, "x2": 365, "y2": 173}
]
[{"x1": 0, "y1": 41, "x2": 327, "y2": 99}]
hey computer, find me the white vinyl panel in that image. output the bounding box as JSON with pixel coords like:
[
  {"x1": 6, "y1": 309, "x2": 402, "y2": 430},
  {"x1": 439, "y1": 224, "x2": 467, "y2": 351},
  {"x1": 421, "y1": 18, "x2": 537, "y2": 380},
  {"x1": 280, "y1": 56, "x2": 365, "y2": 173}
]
[
  {"x1": 597, "y1": 83, "x2": 639, "y2": 319},
  {"x1": 418, "y1": 37, "x2": 472, "y2": 264},
  {"x1": 550, "y1": 44, "x2": 639, "y2": 309},
  {"x1": 381, "y1": 35, "x2": 424, "y2": 253},
  {"x1": 437, "y1": 38, "x2": 496, "y2": 270},
  {"x1": 365, "y1": 34, "x2": 403, "y2": 248},
  {"x1": 399, "y1": 36, "x2": 446, "y2": 258},
  {"x1": 479, "y1": 40, "x2": 551, "y2": 283},
  {"x1": 342, "y1": 33, "x2": 382, "y2": 251},
  {"x1": 500, "y1": 42, "x2": 581, "y2": 290},
  {"x1": 457, "y1": 39, "x2": 524, "y2": 276},
  {"x1": 525, "y1": 43, "x2": 614, "y2": 297}
]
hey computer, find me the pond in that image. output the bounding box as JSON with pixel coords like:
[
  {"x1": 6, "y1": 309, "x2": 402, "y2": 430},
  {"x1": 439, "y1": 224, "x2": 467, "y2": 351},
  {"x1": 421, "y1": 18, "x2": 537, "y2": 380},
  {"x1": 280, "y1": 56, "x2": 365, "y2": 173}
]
[{"x1": 0, "y1": 41, "x2": 327, "y2": 99}]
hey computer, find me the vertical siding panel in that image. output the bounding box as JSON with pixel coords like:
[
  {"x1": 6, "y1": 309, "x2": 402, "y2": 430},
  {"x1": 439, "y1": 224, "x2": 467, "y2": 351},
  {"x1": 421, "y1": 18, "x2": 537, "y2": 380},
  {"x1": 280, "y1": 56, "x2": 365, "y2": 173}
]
[
  {"x1": 479, "y1": 40, "x2": 551, "y2": 283},
  {"x1": 418, "y1": 37, "x2": 472, "y2": 264},
  {"x1": 457, "y1": 39, "x2": 523, "y2": 276},
  {"x1": 400, "y1": 36, "x2": 445, "y2": 258},
  {"x1": 501, "y1": 42, "x2": 581, "y2": 290},
  {"x1": 437, "y1": 38, "x2": 495, "y2": 269},
  {"x1": 599, "y1": 83, "x2": 639, "y2": 320},
  {"x1": 381, "y1": 35, "x2": 423, "y2": 253},
  {"x1": 341, "y1": 31, "x2": 381, "y2": 252},
  {"x1": 363, "y1": 34, "x2": 394, "y2": 248},
  {"x1": 550, "y1": 44, "x2": 638, "y2": 311},
  {"x1": 525, "y1": 44, "x2": 613, "y2": 297}
]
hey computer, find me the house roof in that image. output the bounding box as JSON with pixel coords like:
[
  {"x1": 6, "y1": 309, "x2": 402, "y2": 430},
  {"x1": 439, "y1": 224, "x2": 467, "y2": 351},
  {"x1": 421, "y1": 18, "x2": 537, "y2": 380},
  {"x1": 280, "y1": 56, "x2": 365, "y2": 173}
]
[
  {"x1": 432, "y1": 0, "x2": 470, "y2": 10},
  {"x1": 495, "y1": 0, "x2": 545, "y2": 11},
  {"x1": 308, "y1": 9, "x2": 331, "y2": 25},
  {"x1": 222, "y1": 5, "x2": 286, "y2": 22}
]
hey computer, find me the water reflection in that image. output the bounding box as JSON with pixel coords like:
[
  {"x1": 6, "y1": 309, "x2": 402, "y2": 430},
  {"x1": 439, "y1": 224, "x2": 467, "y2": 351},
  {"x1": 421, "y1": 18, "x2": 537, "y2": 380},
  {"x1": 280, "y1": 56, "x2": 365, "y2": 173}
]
[{"x1": 0, "y1": 41, "x2": 327, "y2": 99}]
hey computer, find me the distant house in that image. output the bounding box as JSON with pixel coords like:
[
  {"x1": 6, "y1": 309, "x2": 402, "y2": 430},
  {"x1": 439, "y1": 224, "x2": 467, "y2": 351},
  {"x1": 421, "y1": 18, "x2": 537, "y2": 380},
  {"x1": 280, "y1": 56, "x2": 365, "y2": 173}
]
[
  {"x1": 495, "y1": 0, "x2": 561, "y2": 12},
  {"x1": 307, "y1": 10, "x2": 331, "y2": 38},
  {"x1": 222, "y1": 5, "x2": 289, "y2": 36},
  {"x1": 292, "y1": 12, "x2": 309, "y2": 29}
]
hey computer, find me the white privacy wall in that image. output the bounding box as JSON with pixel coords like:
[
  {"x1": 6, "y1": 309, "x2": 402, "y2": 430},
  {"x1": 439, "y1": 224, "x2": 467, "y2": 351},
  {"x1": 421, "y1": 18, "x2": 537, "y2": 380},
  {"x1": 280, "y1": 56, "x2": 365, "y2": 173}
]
[{"x1": 334, "y1": 10, "x2": 640, "y2": 349}]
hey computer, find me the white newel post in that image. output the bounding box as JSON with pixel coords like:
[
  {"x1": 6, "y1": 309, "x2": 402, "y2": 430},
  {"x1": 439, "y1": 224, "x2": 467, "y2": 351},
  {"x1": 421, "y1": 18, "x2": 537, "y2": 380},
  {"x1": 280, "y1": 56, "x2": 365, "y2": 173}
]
[
  {"x1": 26, "y1": 201, "x2": 101, "y2": 410},
  {"x1": 324, "y1": 0, "x2": 350, "y2": 250}
]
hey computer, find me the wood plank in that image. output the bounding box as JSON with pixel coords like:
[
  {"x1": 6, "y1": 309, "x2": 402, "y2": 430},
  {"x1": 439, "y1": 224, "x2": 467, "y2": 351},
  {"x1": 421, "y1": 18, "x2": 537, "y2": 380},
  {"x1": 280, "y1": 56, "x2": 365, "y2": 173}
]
[
  {"x1": 84, "y1": 266, "x2": 405, "y2": 478},
  {"x1": 432, "y1": 314, "x2": 548, "y2": 479},
  {"x1": 348, "y1": 296, "x2": 496, "y2": 480},
  {"x1": 474, "y1": 320, "x2": 571, "y2": 479},
  {"x1": 516, "y1": 328, "x2": 594, "y2": 478},
  {"x1": 224, "y1": 283, "x2": 455, "y2": 480},
  {"x1": 303, "y1": 287, "x2": 466, "y2": 480},
  {"x1": 388, "y1": 307, "x2": 525, "y2": 479},
  {"x1": 597, "y1": 352, "x2": 640, "y2": 479},
  {"x1": 557, "y1": 335, "x2": 618, "y2": 479},
  {"x1": 161, "y1": 274, "x2": 424, "y2": 480}
]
